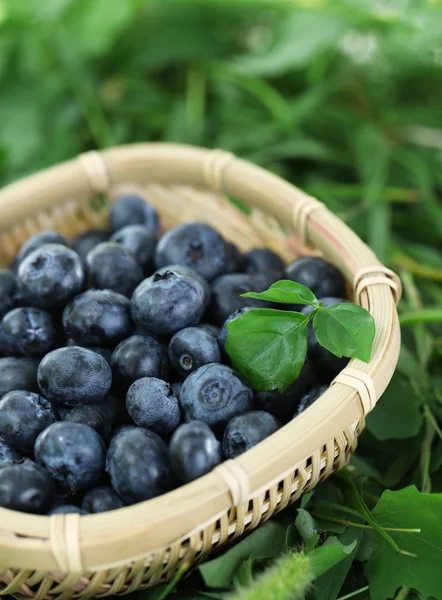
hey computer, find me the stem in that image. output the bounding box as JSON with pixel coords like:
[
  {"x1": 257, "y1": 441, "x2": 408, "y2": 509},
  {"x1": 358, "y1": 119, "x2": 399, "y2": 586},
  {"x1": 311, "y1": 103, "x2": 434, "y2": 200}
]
[
  {"x1": 156, "y1": 564, "x2": 189, "y2": 600},
  {"x1": 420, "y1": 411, "x2": 435, "y2": 493},
  {"x1": 314, "y1": 501, "x2": 362, "y2": 519},
  {"x1": 400, "y1": 308, "x2": 442, "y2": 326},
  {"x1": 395, "y1": 587, "x2": 409, "y2": 600},
  {"x1": 311, "y1": 512, "x2": 420, "y2": 533},
  {"x1": 424, "y1": 404, "x2": 442, "y2": 443},
  {"x1": 336, "y1": 586, "x2": 370, "y2": 600}
]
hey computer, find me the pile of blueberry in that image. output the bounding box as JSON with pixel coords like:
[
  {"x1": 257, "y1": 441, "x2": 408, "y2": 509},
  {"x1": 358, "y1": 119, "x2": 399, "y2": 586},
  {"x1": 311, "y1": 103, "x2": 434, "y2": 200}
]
[{"x1": 0, "y1": 194, "x2": 348, "y2": 516}]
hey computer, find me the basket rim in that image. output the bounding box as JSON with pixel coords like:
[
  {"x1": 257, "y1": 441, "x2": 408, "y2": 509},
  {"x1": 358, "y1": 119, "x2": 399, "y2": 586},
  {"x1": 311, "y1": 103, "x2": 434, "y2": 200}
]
[{"x1": 0, "y1": 143, "x2": 401, "y2": 573}]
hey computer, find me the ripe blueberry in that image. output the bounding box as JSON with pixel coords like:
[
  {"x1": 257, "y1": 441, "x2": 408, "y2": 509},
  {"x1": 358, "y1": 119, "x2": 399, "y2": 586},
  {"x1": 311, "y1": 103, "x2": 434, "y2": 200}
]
[
  {"x1": 244, "y1": 248, "x2": 285, "y2": 281},
  {"x1": 0, "y1": 459, "x2": 53, "y2": 514},
  {"x1": 110, "y1": 194, "x2": 160, "y2": 235},
  {"x1": 0, "y1": 270, "x2": 17, "y2": 318},
  {"x1": 131, "y1": 270, "x2": 205, "y2": 335},
  {"x1": 155, "y1": 222, "x2": 227, "y2": 281},
  {"x1": 16, "y1": 231, "x2": 69, "y2": 265},
  {"x1": 0, "y1": 391, "x2": 58, "y2": 454},
  {"x1": 171, "y1": 382, "x2": 182, "y2": 399},
  {"x1": 0, "y1": 437, "x2": 22, "y2": 467},
  {"x1": 63, "y1": 403, "x2": 113, "y2": 440},
  {"x1": 218, "y1": 307, "x2": 253, "y2": 351},
  {"x1": 154, "y1": 264, "x2": 211, "y2": 308},
  {"x1": 222, "y1": 411, "x2": 281, "y2": 458},
  {"x1": 110, "y1": 226, "x2": 156, "y2": 273},
  {"x1": 73, "y1": 230, "x2": 109, "y2": 261},
  {"x1": 81, "y1": 485, "x2": 125, "y2": 513},
  {"x1": 180, "y1": 363, "x2": 253, "y2": 431},
  {"x1": 17, "y1": 244, "x2": 84, "y2": 309},
  {"x1": 169, "y1": 327, "x2": 220, "y2": 378},
  {"x1": 86, "y1": 242, "x2": 143, "y2": 298},
  {"x1": 169, "y1": 421, "x2": 221, "y2": 484},
  {"x1": 111, "y1": 335, "x2": 163, "y2": 393},
  {"x1": 211, "y1": 273, "x2": 269, "y2": 325},
  {"x1": 196, "y1": 323, "x2": 220, "y2": 338},
  {"x1": 126, "y1": 377, "x2": 181, "y2": 436},
  {"x1": 49, "y1": 505, "x2": 89, "y2": 515},
  {"x1": 224, "y1": 242, "x2": 244, "y2": 274},
  {"x1": 294, "y1": 385, "x2": 329, "y2": 418},
  {"x1": 0, "y1": 357, "x2": 39, "y2": 397},
  {"x1": 37, "y1": 346, "x2": 112, "y2": 407},
  {"x1": 63, "y1": 289, "x2": 134, "y2": 348},
  {"x1": 285, "y1": 257, "x2": 347, "y2": 299},
  {"x1": 1, "y1": 307, "x2": 60, "y2": 357},
  {"x1": 35, "y1": 422, "x2": 106, "y2": 493},
  {"x1": 106, "y1": 427, "x2": 174, "y2": 504}
]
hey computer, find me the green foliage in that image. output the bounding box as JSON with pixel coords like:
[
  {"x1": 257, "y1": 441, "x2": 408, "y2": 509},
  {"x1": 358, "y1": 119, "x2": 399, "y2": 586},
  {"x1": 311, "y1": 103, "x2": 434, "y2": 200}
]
[
  {"x1": 242, "y1": 280, "x2": 318, "y2": 306},
  {"x1": 1, "y1": 0, "x2": 442, "y2": 598}
]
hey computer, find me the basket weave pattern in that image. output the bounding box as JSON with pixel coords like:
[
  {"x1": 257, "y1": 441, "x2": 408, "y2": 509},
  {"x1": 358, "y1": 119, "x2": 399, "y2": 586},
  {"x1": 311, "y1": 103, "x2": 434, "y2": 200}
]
[{"x1": 0, "y1": 144, "x2": 401, "y2": 599}]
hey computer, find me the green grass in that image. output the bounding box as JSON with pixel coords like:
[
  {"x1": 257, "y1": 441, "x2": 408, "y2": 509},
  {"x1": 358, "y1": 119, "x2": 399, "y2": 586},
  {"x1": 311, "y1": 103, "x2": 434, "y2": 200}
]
[{"x1": 1, "y1": 1, "x2": 442, "y2": 598}]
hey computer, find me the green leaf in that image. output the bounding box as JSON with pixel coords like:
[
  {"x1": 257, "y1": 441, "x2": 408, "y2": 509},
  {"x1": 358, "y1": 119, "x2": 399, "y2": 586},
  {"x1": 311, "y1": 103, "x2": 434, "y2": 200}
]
[
  {"x1": 365, "y1": 375, "x2": 423, "y2": 440},
  {"x1": 313, "y1": 303, "x2": 376, "y2": 363},
  {"x1": 365, "y1": 486, "x2": 442, "y2": 600},
  {"x1": 233, "y1": 558, "x2": 256, "y2": 590},
  {"x1": 309, "y1": 538, "x2": 357, "y2": 579},
  {"x1": 225, "y1": 308, "x2": 308, "y2": 392},
  {"x1": 295, "y1": 509, "x2": 319, "y2": 552},
  {"x1": 199, "y1": 521, "x2": 286, "y2": 588},
  {"x1": 242, "y1": 280, "x2": 318, "y2": 306}
]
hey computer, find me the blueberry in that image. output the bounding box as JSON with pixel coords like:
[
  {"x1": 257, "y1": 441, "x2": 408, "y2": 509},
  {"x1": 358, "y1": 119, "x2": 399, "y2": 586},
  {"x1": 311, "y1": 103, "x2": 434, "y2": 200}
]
[
  {"x1": 155, "y1": 222, "x2": 227, "y2": 281},
  {"x1": 106, "y1": 426, "x2": 174, "y2": 504},
  {"x1": 211, "y1": 274, "x2": 269, "y2": 325},
  {"x1": 244, "y1": 248, "x2": 285, "y2": 281},
  {"x1": 110, "y1": 194, "x2": 160, "y2": 235},
  {"x1": 0, "y1": 459, "x2": 53, "y2": 513},
  {"x1": 0, "y1": 438, "x2": 22, "y2": 467},
  {"x1": 180, "y1": 364, "x2": 253, "y2": 431},
  {"x1": 169, "y1": 327, "x2": 220, "y2": 378},
  {"x1": 196, "y1": 323, "x2": 220, "y2": 338},
  {"x1": 285, "y1": 257, "x2": 347, "y2": 299},
  {"x1": 294, "y1": 385, "x2": 328, "y2": 417},
  {"x1": 73, "y1": 230, "x2": 109, "y2": 261},
  {"x1": 222, "y1": 411, "x2": 281, "y2": 458},
  {"x1": 35, "y1": 422, "x2": 106, "y2": 493},
  {"x1": 17, "y1": 244, "x2": 84, "y2": 309},
  {"x1": 86, "y1": 347, "x2": 112, "y2": 365},
  {"x1": 255, "y1": 356, "x2": 316, "y2": 422},
  {"x1": 63, "y1": 289, "x2": 134, "y2": 348},
  {"x1": 37, "y1": 347, "x2": 112, "y2": 407},
  {"x1": 218, "y1": 307, "x2": 253, "y2": 351},
  {"x1": 110, "y1": 226, "x2": 157, "y2": 272},
  {"x1": 159, "y1": 343, "x2": 172, "y2": 380},
  {"x1": 0, "y1": 391, "x2": 58, "y2": 454},
  {"x1": 169, "y1": 421, "x2": 221, "y2": 484},
  {"x1": 111, "y1": 335, "x2": 163, "y2": 393},
  {"x1": 86, "y1": 242, "x2": 144, "y2": 298},
  {"x1": 171, "y1": 382, "x2": 182, "y2": 399},
  {"x1": 49, "y1": 505, "x2": 89, "y2": 515},
  {"x1": 131, "y1": 270, "x2": 205, "y2": 336},
  {"x1": 82, "y1": 485, "x2": 125, "y2": 513},
  {"x1": 63, "y1": 404, "x2": 113, "y2": 440},
  {"x1": 17, "y1": 231, "x2": 69, "y2": 264},
  {"x1": 0, "y1": 357, "x2": 39, "y2": 397},
  {"x1": 302, "y1": 297, "x2": 349, "y2": 381},
  {"x1": 126, "y1": 378, "x2": 181, "y2": 436},
  {"x1": 1, "y1": 307, "x2": 60, "y2": 357},
  {"x1": 0, "y1": 270, "x2": 17, "y2": 318},
  {"x1": 154, "y1": 264, "x2": 211, "y2": 308},
  {"x1": 224, "y1": 242, "x2": 244, "y2": 274}
]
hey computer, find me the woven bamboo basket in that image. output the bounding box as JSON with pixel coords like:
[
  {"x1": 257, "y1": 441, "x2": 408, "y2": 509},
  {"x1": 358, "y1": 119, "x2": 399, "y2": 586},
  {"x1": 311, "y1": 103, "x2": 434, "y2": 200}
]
[{"x1": 0, "y1": 143, "x2": 401, "y2": 600}]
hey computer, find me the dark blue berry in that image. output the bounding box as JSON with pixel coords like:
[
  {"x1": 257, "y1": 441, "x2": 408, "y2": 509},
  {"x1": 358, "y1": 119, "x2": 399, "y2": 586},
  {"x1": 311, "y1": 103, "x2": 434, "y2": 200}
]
[
  {"x1": 63, "y1": 289, "x2": 134, "y2": 348},
  {"x1": 37, "y1": 346, "x2": 112, "y2": 407},
  {"x1": 285, "y1": 257, "x2": 347, "y2": 299},
  {"x1": 0, "y1": 357, "x2": 39, "y2": 397},
  {"x1": 0, "y1": 391, "x2": 58, "y2": 454},
  {"x1": 63, "y1": 404, "x2": 113, "y2": 440},
  {"x1": 82, "y1": 485, "x2": 125, "y2": 513},
  {"x1": 35, "y1": 422, "x2": 106, "y2": 493},
  {"x1": 169, "y1": 327, "x2": 220, "y2": 378},
  {"x1": 73, "y1": 230, "x2": 109, "y2": 261},
  {"x1": 294, "y1": 385, "x2": 328, "y2": 417},
  {"x1": 0, "y1": 459, "x2": 53, "y2": 514},
  {"x1": 1, "y1": 307, "x2": 60, "y2": 357},
  {"x1": 197, "y1": 323, "x2": 220, "y2": 338},
  {"x1": 171, "y1": 382, "x2": 182, "y2": 399},
  {"x1": 49, "y1": 505, "x2": 89, "y2": 515},
  {"x1": 110, "y1": 226, "x2": 157, "y2": 273},
  {"x1": 211, "y1": 274, "x2": 269, "y2": 325},
  {"x1": 154, "y1": 264, "x2": 211, "y2": 308},
  {"x1": 126, "y1": 377, "x2": 181, "y2": 436},
  {"x1": 0, "y1": 270, "x2": 17, "y2": 318},
  {"x1": 218, "y1": 307, "x2": 253, "y2": 351},
  {"x1": 255, "y1": 356, "x2": 316, "y2": 422},
  {"x1": 17, "y1": 231, "x2": 69, "y2": 265},
  {"x1": 111, "y1": 335, "x2": 163, "y2": 393},
  {"x1": 110, "y1": 194, "x2": 160, "y2": 235},
  {"x1": 106, "y1": 427, "x2": 174, "y2": 504},
  {"x1": 180, "y1": 363, "x2": 253, "y2": 431},
  {"x1": 0, "y1": 437, "x2": 22, "y2": 467},
  {"x1": 222, "y1": 411, "x2": 281, "y2": 458},
  {"x1": 17, "y1": 244, "x2": 84, "y2": 309},
  {"x1": 302, "y1": 297, "x2": 349, "y2": 381},
  {"x1": 86, "y1": 242, "x2": 143, "y2": 298},
  {"x1": 244, "y1": 248, "x2": 285, "y2": 281},
  {"x1": 131, "y1": 270, "x2": 205, "y2": 336},
  {"x1": 155, "y1": 222, "x2": 227, "y2": 281},
  {"x1": 224, "y1": 242, "x2": 244, "y2": 274},
  {"x1": 169, "y1": 421, "x2": 221, "y2": 484}
]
